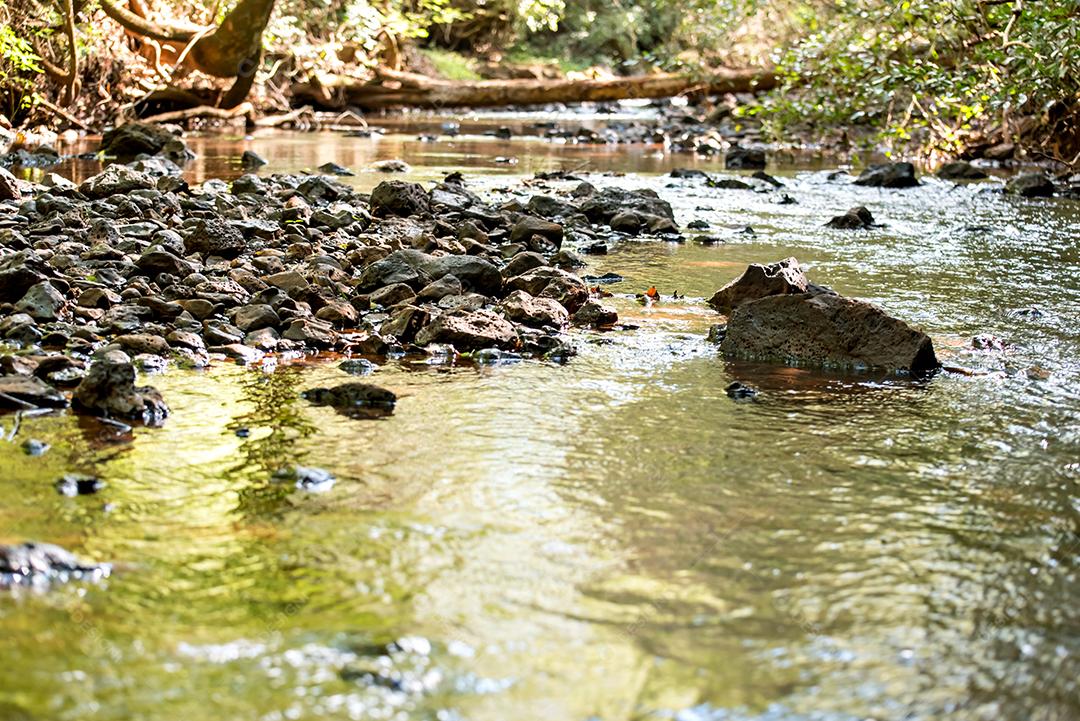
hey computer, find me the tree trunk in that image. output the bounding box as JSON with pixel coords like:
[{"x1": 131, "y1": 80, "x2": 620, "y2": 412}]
[
  {"x1": 98, "y1": 0, "x2": 275, "y2": 107},
  {"x1": 292, "y1": 66, "x2": 778, "y2": 110}
]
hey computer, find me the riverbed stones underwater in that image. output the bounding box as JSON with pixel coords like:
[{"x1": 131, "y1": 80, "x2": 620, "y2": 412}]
[{"x1": 1, "y1": 127, "x2": 1065, "y2": 585}]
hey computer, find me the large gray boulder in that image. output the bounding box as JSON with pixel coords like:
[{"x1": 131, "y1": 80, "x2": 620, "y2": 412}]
[{"x1": 719, "y1": 291, "x2": 939, "y2": 374}]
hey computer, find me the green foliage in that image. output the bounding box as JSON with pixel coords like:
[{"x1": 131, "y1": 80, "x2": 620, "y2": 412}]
[
  {"x1": 420, "y1": 47, "x2": 481, "y2": 79},
  {"x1": 767, "y1": 0, "x2": 1080, "y2": 151},
  {"x1": 0, "y1": 1, "x2": 43, "y2": 118}
]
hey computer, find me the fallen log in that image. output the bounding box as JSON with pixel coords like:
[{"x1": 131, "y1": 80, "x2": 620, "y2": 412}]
[{"x1": 291, "y1": 66, "x2": 778, "y2": 110}]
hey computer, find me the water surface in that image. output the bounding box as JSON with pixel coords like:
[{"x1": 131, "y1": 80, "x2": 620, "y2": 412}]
[{"x1": 1, "y1": 126, "x2": 1078, "y2": 721}]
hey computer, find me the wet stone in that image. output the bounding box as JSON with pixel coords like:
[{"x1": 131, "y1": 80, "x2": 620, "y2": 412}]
[
  {"x1": 273, "y1": 465, "x2": 336, "y2": 492},
  {"x1": 55, "y1": 474, "x2": 105, "y2": 497},
  {"x1": 302, "y1": 382, "x2": 397, "y2": 419}
]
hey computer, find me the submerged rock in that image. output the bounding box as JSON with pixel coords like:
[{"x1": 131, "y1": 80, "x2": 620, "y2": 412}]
[
  {"x1": 273, "y1": 465, "x2": 335, "y2": 491},
  {"x1": 725, "y1": 146, "x2": 767, "y2": 169},
  {"x1": 302, "y1": 382, "x2": 397, "y2": 419},
  {"x1": 1006, "y1": 172, "x2": 1055, "y2": 198},
  {"x1": 100, "y1": 122, "x2": 179, "y2": 157},
  {"x1": 825, "y1": 206, "x2": 877, "y2": 229},
  {"x1": 370, "y1": 159, "x2": 411, "y2": 173},
  {"x1": 854, "y1": 162, "x2": 919, "y2": 188},
  {"x1": 0, "y1": 541, "x2": 110, "y2": 587},
  {"x1": 55, "y1": 474, "x2": 105, "y2": 497},
  {"x1": 937, "y1": 161, "x2": 987, "y2": 180},
  {"x1": 240, "y1": 150, "x2": 268, "y2": 168},
  {"x1": 725, "y1": 381, "x2": 758, "y2": 399},
  {"x1": 72, "y1": 358, "x2": 169, "y2": 424}
]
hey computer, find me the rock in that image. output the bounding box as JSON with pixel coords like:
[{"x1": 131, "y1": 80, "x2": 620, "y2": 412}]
[
  {"x1": 0, "y1": 542, "x2": 109, "y2": 586},
  {"x1": 368, "y1": 283, "x2": 417, "y2": 308},
  {"x1": 501, "y1": 251, "x2": 547, "y2": 279},
  {"x1": 725, "y1": 146, "x2": 767, "y2": 169},
  {"x1": 136, "y1": 249, "x2": 189, "y2": 277},
  {"x1": 72, "y1": 358, "x2": 169, "y2": 424},
  {"x1": 505, "y1": 267, "x2": 589, "y2": 313},
  {"x1": 263, "y1": 270, "x2": 310, "y2": 295},
  {"x1": 498, "y1": 290, "x2": 569, "y2": 329},
  {"x1": 937, "y1": 161, "x2": 987, "y2": 180},
  {"x1": 370, "y1": 180, "x2": 430, "y2": 217},
  {"x1": 415, "y1": 309, "x2": 519, "y2": 351},
  {"x1": 370, "y1": 159, "x2": 411, "y2": 173},
  {"x1": 580, "y1": 187, "x2": 675, "y2": 224},
  {"x1": 318, "y1": 162, "x2": 354, "y2": 176},
  {"x1": 273, "y1": 465, "x2": 335, "y2": 491},
  {"x1": 282, "y1": 318, "x2": 336, "y2": 348},
  {"x1": 854, "y1": 162, "x2": 919, "y2": 188},
  {"x1": 707, "y1": 257, "x2": 811, "y2": 314},
  {"x1": 79, "y1": 164, "x2": 155, "y2": 198},
  {"x1": 1005, "y1": 172, "x2": 1055, "y2": 198},
  {"x1": 302, "y1": 382, "x2": 397, "y2": 419},
  {"x1": 416, "y1": 275, "x2": 463, "y2": 303},
  {"x1": 211, "y1": 343, "x2": 266, "y2": 364},
  {"x1": 720, "y1": 291, "x2": 939, "y2": 374},
  {"x1": 709, "y1": 177, "x2": 753, "y2": 190},
  {"x1": 356, "y1": 249, "x2": 431, "y2": 291},
  {"x1": 234, "y1": 304, "x2": 280, "y2": 332},
  {"x1": 240, "y1": 150, "x2": 267, "y2": 168},
  {"x1": 573, "y1": 300, "x2": 618, "y2": 327},
  {"x1": 725, "y1": 381, "x2": 757, "y2": 399},
  {"x1": 0, "y1": 264, "x2": 48, "y2": 304},
  {"x1": 380, "y1": 304, "x2": 430, "y2": 343},
  {"x1": 825, "y1": 206, "x2": 877, "y2": 229},
  {"x1": 509, "y1": 216, "x2": 564, "y2": 249},
  {"x1": 22, "y1": 439, "x2": 49, "y2": 456},
  {"x1": 316, "y1": 301, "x2": 359, "y2": 328},
  {"x1": 185, "y1": 217, "x2": 246, "y2": 258},
  {"x1": 100, "y1": 122, "x2": 178, "y2": 157},
  {"x1": 55, "y1": 474, "x2": 104, "y2": 497},
  {"x1": 113, "y1": 333, "x2": 171, "y2": 356},
  {"x1": 15, "y1": 281, "x2": 65, "y2": 321},
  {"x1": 420, "y1": 255, "x2": 503, "y2": 296},
  {"x1": 0, "y1": 166, "x2": 20, "y2": 201},
  {"x1": 339, "y1": 358, "x2": 378, "y2": 375},
  {"x1": 0, "y1": 375, "x2": 68, "y2": 410}
]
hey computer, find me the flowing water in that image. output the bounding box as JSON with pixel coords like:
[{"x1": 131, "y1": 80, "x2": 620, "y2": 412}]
[{"x1": 1, "y1": 120, "x2": 1079, "y2": 721}]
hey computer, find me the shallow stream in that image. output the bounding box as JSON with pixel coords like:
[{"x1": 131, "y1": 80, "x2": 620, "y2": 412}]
[{"x1": 2, "y1": 119, "x2": 1079, "y2": 721}]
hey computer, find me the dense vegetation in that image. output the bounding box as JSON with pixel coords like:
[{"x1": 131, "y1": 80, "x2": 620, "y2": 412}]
[{"x1": 2, "y1": 0, "x2": 1078, "y2": 161}]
